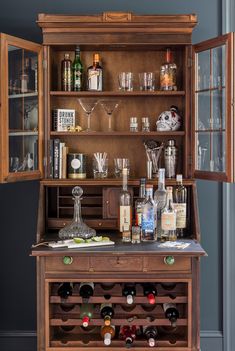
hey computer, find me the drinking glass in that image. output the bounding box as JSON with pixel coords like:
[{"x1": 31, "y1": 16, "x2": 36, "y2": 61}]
[
  {"x1": 9, "y1": 157, "x2": 20, "y2": 172},
  {"x1": 114, "y1": 158, "x2": 130, "y2": 178},
  {"x1": 118, "y1": 72, "x2": 134, "y2": 91},
  {"x1": 78, "y1": 98, "x2": 98, "y2": 132},
  {"x1": 99, "y1": 99, "x2": 120, "y2": 132},
  {"x1": 93, "y1": 157, "x2": 108, "y2": 178},
  {"x1": 139, "y1": 72, "x2": 155, "y2": 91}
]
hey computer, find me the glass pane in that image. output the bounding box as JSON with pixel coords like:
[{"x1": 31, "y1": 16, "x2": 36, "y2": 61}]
[
  {"x1": 212, "y1": 45, "x2": 226, "y2": 88},
  {"x1": 212, "y1": 88, "x2": 225, "y2": 130},
  {"x1": 196, "y1": 132, "x2": 210, "y2": 171},
  {"x1": 196, "y1": 91, "x2": 211, "y2": 130},
  {"x1": 212, "y1": 131, "x2": 225, "y2": 172},
  {"x1": 197, "y1": 50, "x2": 210, "y2": 90},
  {"x1": 8, "y1": 45, "x2": 38, "y2": 173}
]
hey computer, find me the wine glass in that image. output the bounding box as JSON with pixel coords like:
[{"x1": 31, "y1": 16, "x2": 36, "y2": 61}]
[
  {"x1": 99, "y1": 99, "x2": 120, "y2": 132},
  {"x1": 78, "y1": 98, "x2": 98, "y2": 132}
]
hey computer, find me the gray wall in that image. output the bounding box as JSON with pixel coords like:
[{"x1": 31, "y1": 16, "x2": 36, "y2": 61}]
[{"x1": 0, "y1": 0, "x2": 222, "y2": 350}]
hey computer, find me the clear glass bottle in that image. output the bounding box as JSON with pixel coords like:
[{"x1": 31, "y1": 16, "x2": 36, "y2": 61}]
[
  {"x1": 119, "y1": 168, "x2": 132, "y2": 242},
  {"x1": 164, "y1": 140, "x2": 178, "y2": 178},
  {"x1": 61, "y1": 53, "x2": 72, "y2": 91},
  {"x1": 141, "y1": 184, "x2": 156, "y2": 241},
  {"x1": 154, "y1": 168, "x2": 167, "y2": 240},
  {"x1": 130, "y1": 117, "x2": 138, "y2": 132},
  {"x1": 87, "y1": 53, "x2": 103, "y2": 91},
  {"x1": 161, "y1": 186, "x2": 177, "y2": 241},
  {"x1": 160, "y1": 48, "x2": 177, "y2": 91},
  {"x1": 135, "y1": 178, "x2": 146, "y2": 226},
  {"x1": 58, "y1": 186, "x2": 96, "y2": 239},
  {"x1": 72, "y1": 45, "x2": 83, "y2": 91},
  {"x1": 174, "y1": 174, "x2": 187, "y2": 238}
]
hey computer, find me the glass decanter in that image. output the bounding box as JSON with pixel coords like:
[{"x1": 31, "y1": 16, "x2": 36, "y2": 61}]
[{"x1": 59, "y1": 186, "x2": 96, "y2": 239}]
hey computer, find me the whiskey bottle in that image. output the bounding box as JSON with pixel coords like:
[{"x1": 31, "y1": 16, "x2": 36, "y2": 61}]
[
  {"x1": 143, "y1": 283, "x2": 157, "y2": 304},
  {"x1": 100, "y1": 303, "x2": 114, "y2": 326},
  {"x1": 79, "y1": 282, "x2": 94, "y2": 300},
  {"x1": 72, "y1": 46, "x2": 83, "y2": 91},
  {"x1": 61, "y1": 53, "x2": 72, "y2": 91},
  {"x1": 80, "y1": 303, "x2": 94, "y2": 327},
  {"x1": 101, "y1": 325, "x2": 116, "y2": 345},
  {"x1": 135, "y1": 178, "x2": 146, "y2": 226},
  {"x1": 161, "y1": 186, "x2": 177, "y2": 241},
  {"x1": 143, "y1": 325, "x2": 158, "y2": 347},
  {"x1": 141, "y1": 184, "x2": 156, "y2": 241},
  {"x1": 163, "y1": 303, "x2": 179, "y2": 327},
  {"x1": 122, "y1": 283, "x2": 136, "y2": 305},
  {"x1": 154, "y1": 168, "x2": 167, "y2": 240},
  {"x1": 119, "y1": 168, "x2": 132, "y2": 241},
  {"x1": 174, "y1": 174, "x2": 187, "y2": 238},
  {"x1": 160, "y1": 48, "x2": 177, "y2": 91},
  {"x1": 87, "y1": 53, "x2": 103, "y2": 91}
]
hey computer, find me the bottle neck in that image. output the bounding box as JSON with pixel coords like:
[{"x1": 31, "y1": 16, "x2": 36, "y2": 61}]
[
  {"x1": 167, "y1": 192, "x2": 173, "y2": 207},
  {"x1": 158, "y1": 170, "x2": 165, "y2": 190},
  {"x1": 75, "y1": 51, "x2": 81, "y2": 59},
  {"x1": 139, "y1": 183, "x2": 146, "y2": 198},
  {"x1": 146, "y1": 188, "x2": 153, "y2": 200},
  {"x1": 73, "y1": 198, "x2": 82, "y2": 223},
  {"x1": 166, "y1": 49, "x2": 172, "y2": 63},
  {"x1": 122, "y1": 172, "x2": 128, "y2": 191}
]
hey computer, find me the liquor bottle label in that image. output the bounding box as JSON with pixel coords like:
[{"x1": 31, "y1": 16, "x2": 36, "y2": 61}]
[
  {"x1": 119, "y1": 206, "x2": 131, "y2": 231},
  {"x1": 74, "y1": 71, "x2": 82, "y2": 89},
  {"x1": 141, "y1": 208, "x2": 155, "y2": 231},
  {"x1": 161, "y1": 212, "x2": 176, "y2": 230},
  {"x1": 88, "y1": 69, "x2": 102, "y2": 90},
  {"x1": 173, "y1": 203, "x2": 186, "y2": 228}
]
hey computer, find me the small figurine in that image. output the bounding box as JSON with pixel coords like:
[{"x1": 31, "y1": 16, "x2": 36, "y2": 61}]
[{"x1": 156, "y1": 105, "x2": 182, "y2": 131}]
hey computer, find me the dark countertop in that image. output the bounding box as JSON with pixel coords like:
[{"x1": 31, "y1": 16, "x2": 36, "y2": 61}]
[{"x1": 31, "y1": 239, "x2": 206, "y2": 257}]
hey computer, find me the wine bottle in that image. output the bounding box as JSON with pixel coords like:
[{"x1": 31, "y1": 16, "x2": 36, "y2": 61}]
[
  {"x1": 143, "y1": 325, "x2": 158, "y2": 347},
  {"x1": 101, "y1": 324, "x2": 115, "y2": 345},
  {"x1": 119, "y1": 325, "x2": 137, "y2": 348},
  {"x1": 163, "y1": 303, "x2": 179, "y2": 327},
  {"x1": 79, "y1": 282, "x2": 94, "y2": 300},
  {"x1": 135, "y1": 178, "x2": 146, "y2": 226},
  {"x1": 80, "y1": 303, "x2": 94, "y2": 327},
  {"x1": 161, "y1": 187, "x2": 177, "y2": 241},
  {"x1": 119, "y1": 168, "x2": 132, "y2": 241},
  {"x1": 174, "y1": 174, "x2": 187, "y2": 238},
  {"x1": 160, "y1": 282, "x2": 177, "y2": 291},
  {"x1": 143, "y1": 283, "x2": 157, "y2": 305},
  {"x1": 100, "y1": 303, "x2": 114, "y2": 326},
  {"x1": 57, "y1": 282, "x2": 73, "y2": 299},
  {"x1": 61, "y1": 53, "x2": 72, "y2": 91},
  {"x1": 72, "y1": 45, "x2": 83, "y2": 91},
  {"x1": 122, "y1": 283, "x2": 136, "y2": 305},
  {"x1": 87, "y1": 53, "x2": 103, "y2": 91}
]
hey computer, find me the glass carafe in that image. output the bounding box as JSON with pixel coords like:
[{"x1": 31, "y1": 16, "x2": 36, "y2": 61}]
[{"x1": 58, "y1": 186, "x2": 96, "y2": 239}]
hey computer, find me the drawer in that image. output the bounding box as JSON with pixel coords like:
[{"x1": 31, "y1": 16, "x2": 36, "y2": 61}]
[
  {"x1": 45, "y1": 256, "x2": 89, "y2": 272},
  {"x1": 90, "y1": 256, "x2": 143, "y2": 272},
  {"x1": 144, "y1": 256, "x2": 191, "y2": 272}
]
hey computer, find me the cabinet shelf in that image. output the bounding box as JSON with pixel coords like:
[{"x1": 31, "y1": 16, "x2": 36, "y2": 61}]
[
  {"x1": 9, "y1": 130, "x2": 38, "y2": 136},
  {"x1": 50, "y1": 131, "x2": 185, "y2": 137},
  {"x1": 50, "y1": 91, "x2": 186, "y2": 97}
]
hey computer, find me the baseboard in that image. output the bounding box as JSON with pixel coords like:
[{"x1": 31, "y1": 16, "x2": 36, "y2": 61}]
[{"x1": 0, "y1": 330, "x2": 223, "y2": 351}]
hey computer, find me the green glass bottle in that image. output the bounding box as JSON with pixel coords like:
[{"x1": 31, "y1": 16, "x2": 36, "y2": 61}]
[{"x1": 73, "y1": 46, "x2": 83, "y2": 91}]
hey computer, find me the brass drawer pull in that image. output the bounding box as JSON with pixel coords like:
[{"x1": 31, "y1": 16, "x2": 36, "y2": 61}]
[
  {"x1": 164, "y1": 256, "x2": 175, "y2": 265},
  {"x1": 63, "y1": 256, "x2": 73, "y2": 265}
]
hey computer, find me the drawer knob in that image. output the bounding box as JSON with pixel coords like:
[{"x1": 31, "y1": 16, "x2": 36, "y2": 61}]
[
  {"x1": 63, "y1": 256, "x2": 73, "y2": 265},
  {"x1": 164, "y1": 256, "x2": 175, "y2": 265}
]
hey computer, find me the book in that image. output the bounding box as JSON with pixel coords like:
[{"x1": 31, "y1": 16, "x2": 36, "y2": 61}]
[
  {"x1": 59, "y1": 142, "x2": 65, "y2": 179},
  {"x1": 53, "y1": 139, "x2": 60, "y2": 178},
  {"x1": 62, "y1": 145, "x2": 69, "y2": 179},
  {"x1": 48, "y1": 139, "x2": 54, "y2": 178},
  {"x1": 52, "y1": 109, "x2": 75, "y2": 131}
]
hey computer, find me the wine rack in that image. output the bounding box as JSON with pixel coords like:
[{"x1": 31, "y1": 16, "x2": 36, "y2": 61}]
[{"x1": 46, "y1": 281, "x2": 191, "y2": 350}]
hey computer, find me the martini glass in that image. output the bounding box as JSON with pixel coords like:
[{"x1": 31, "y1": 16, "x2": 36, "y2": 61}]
[
  {"x1": 78, "y1": 98, "x2": 98, "y2": 132},
  {"x1": 99, "y1": 99, "x2": 120, "y2": 132}
]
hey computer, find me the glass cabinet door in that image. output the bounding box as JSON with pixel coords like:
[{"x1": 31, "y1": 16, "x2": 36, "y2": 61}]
[
  {"x1": 0, "y1": 34, "x2": 42, "y2": 182},
  {"x1": 193, "y1": 33, "x2": 234, "y2": 182}
]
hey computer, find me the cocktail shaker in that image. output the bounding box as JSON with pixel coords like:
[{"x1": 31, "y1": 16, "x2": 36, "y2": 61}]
[{"x1": 164, "y1": 139, "x2": 178, "y2": 178}]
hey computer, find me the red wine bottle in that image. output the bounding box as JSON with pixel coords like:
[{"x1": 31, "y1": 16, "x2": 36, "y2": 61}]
[
  {"x1": 119, "y1": 325, "x2": 137, "y2": 348},
  {"x1": 143, "y1": 283, "x2": 157, "y2": 304},
  {"x1": 122, "y1": 284, "x2": 136, "y2": 305},
  {"x1": 163, "y1": 303, "x2": 179, "y2": 327},
  {"x1": 100, "y1": 303, "x2": 114, "y2": 326},
  {"x1": 57, "y1": 282, "x2": 73, "y2": 299},
  {"x1": 143, "y1": 325, "x2": 158, "y2": 347},
  {"x1": 79, "y1": 282, "x2": 94, "y2": 300}
]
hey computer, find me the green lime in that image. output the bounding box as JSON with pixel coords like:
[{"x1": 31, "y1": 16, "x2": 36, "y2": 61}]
[
  {"x1": 85, "y1": 238, "x2": 93, "y2": 243},
  {"x1": 102, "y1": 237, "x2": 110, "y2": 242},
  {"x1": 92, "y1": 236, "x2": 103, "y2": 242},
  {"x1": 73, "y1": 238, "x2": 85, "y2": 244}
]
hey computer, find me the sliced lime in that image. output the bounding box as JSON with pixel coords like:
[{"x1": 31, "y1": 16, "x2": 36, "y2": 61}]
[
  {"x1": 73, "y1": 238, "x2": 85, "y2": 244},
  {"x1": 102, "y1": 237, "x2": 110, "y2": 242},
  {"x1": 92, "y1": 236, "x2": 103, "y2": 242},
  {"x1": 85, "y1": 238, "x2": 93, "y2": 243}
]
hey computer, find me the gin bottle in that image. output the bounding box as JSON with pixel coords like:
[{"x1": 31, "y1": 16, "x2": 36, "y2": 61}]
[
  {"x1": 154, "y1": 168, "x2": 167, "y2": 240},
  {"x1": 161, "y1": 186, "x2": 177, "y2": 241},
  {"x1": 135, "y1": 178, "x2": 146, "y2": 226},
  {"x1": 141, "y1": 184, "x2": 156, "y2": 241},
  {"x1": 119, "y1": 168, "x2": 132, "y2": 241},
  {"x1": 174, "y1": 174, "x2": 187, "y2": 238}
]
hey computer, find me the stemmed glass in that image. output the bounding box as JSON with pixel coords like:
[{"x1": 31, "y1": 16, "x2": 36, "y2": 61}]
[
  {"x1": 99, "y1": 99, "x2": 120, "y2": 132},
  {"x1": 78, "y1": 98, "x2": 98, "y2": 132}
]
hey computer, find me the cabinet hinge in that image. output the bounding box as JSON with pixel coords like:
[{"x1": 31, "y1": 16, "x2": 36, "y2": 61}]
[
  {"x1": 188, "y1": 58, "x2": 193, "y2": 68},
  {"x1": 43, "y1": 59, "x2": 47, "y2": 70}
]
